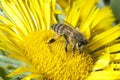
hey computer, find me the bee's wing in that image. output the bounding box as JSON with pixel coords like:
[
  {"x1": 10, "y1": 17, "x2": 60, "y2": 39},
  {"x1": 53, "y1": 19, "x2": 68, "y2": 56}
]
[{"x1": 60, "y1": 18, "x2": 81, "y2": 29}]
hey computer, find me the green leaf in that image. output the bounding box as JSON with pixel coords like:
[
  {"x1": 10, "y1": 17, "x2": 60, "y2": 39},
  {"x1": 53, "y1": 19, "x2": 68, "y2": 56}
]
[
  {"x1": 110, "y1": 0, "x2": 120, "y2": 22},
  {"x1": 0, "y1": 55, "x2": 26, "y2": 79},
  {"x1": 0, "y1": 55, "x2": 24, "y2": 68},
  {"x1": 0, "y1": 66, "x2": 10, "y2": 80},
  {"x1": 56, "y1": 4, "x2": 65, "y2": 22}
]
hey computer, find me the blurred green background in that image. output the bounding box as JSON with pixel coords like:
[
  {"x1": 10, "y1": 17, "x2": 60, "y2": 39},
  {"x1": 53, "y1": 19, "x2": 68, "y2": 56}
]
[{"x1": 110, "y1": 0, "x2": 120, "y2": 23}]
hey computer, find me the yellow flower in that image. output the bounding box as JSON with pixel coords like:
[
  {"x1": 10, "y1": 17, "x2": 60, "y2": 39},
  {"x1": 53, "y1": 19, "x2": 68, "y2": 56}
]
[{"x1": 0, "y1": 0, "x2": 120, "y2": 80}]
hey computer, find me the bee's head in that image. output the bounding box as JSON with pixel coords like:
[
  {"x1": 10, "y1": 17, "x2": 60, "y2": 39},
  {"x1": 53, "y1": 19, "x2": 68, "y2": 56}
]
[{"x1": 78, "y1": 39, "x2": 88, "y2": 47}]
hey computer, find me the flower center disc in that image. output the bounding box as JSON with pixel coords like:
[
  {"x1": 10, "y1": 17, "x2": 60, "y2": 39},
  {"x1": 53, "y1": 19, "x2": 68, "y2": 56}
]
[{"x1": 20, "y1": 30, "x2": 94, "y2": 80}]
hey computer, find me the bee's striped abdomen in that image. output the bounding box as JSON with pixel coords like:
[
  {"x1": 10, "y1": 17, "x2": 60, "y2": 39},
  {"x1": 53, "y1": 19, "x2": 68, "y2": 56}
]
[{"x1": 51, "y1": 23, "x2": 67, "y2": 35}]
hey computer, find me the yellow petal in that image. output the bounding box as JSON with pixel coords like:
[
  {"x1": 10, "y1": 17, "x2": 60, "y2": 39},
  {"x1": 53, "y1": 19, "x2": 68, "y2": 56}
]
[
  {"x1": 111, "y1": 53, "x2": 120, "y2": 61},
  {"x1": 109, "y1": 44, "x2": 120, "y2": 53},
  {"x1": 22, "y1": 73, "x2": 45, "y2": 80},
  {"x1": 89, "y1": 25, "x2": 120, "y2": 51},
  {"x1": 7, "y1": 66, "x2": 35, "y2": 77},
  {"x1": 93, "y1": 47, "x2": 110, "y2": 71},
  {"x1": 92, "y1": 7, "x2": 115, "y2": 30},
  {"x1": 85, "y1": 71, "x2": 120, "y2": 80}
]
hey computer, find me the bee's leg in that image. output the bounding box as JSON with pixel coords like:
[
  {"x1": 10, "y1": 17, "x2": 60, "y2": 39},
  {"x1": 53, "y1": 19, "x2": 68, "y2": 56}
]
[
  {"x1": 72, "y1": 44, "x2": 76, "y2": 53},
  {"x1": 79, "y1": 46, "x2": 84, "y2": 52},
  {"x1": 64, "y1": 35, "x2": 69, "y2": 52},
  {"x1": 65, "y1": 41, "x2": 69, "y2": 52}
]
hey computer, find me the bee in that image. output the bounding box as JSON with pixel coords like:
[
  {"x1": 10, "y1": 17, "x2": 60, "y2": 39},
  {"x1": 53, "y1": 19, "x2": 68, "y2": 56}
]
[{"x1": 48, "y1": 23, "x2": 88, "y2": 52}]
